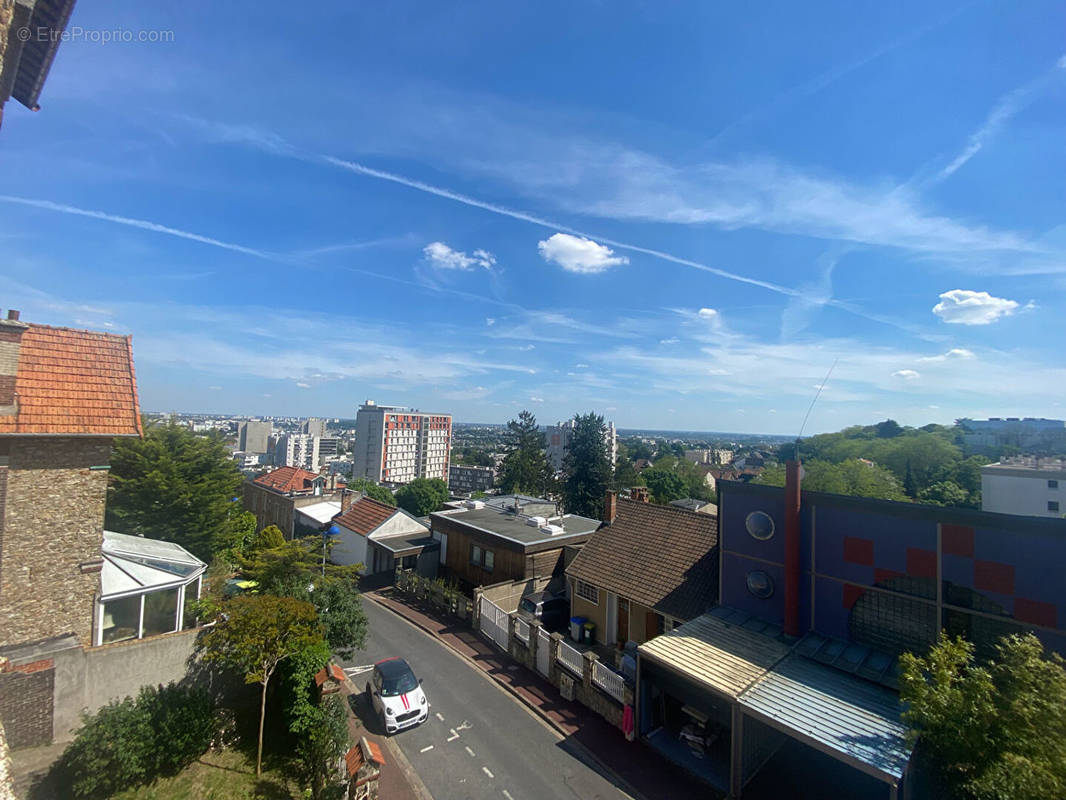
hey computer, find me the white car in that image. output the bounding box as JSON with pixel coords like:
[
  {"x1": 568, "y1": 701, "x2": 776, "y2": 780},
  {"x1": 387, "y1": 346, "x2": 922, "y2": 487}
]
[{"x1": 366, "y1": 657, "x2": 429, "y2": 734}]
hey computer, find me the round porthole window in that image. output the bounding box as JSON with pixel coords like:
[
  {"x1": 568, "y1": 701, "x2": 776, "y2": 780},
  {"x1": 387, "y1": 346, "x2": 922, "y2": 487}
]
[
  {"x1": 746, "y1": 570, "x2": 774, "y2": 599},
  {"x1": 745, "y1": 511, "x2": 775, "y2": 540}
]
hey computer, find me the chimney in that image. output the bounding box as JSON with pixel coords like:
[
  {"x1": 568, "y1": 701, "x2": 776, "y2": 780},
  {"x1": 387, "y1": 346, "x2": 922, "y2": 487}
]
[
  {"x1": 341, "y1": 489, "x2": 354, "y2": 515},
  {"x1": 0, "y1": 311, "x2": 29, "y2": 413},
  {"x1": 631, "y1": 486, "x2": 649, "y2": 503},
  {"x1": 603, "y1": 490, "x2": 617, "y2": 524},
  {"x1": 784, "y1": 460, "x2": 802, "y2": 638}
]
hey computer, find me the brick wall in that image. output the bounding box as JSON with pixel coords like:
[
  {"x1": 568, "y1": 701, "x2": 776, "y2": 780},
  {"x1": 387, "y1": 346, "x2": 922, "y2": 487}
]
[
  {"x1": 0, "y1": 437, "x2": 111, "y2": 648},
  {"x1": 0, "y1": 660, "x2": 54, "y2": 749}
]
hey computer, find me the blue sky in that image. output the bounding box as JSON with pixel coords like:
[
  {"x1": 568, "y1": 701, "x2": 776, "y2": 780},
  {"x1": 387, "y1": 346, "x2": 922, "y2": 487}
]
[{"x1": 2, "y1": 1, "x2": 1065, "y2": 434}]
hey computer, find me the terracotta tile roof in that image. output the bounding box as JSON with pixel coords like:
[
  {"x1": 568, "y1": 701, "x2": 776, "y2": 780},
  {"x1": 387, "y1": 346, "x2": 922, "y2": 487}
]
[
  {"x1": 345, "y1": 739, "x2": 385, "y2": 776},
  {"x1": 0, "y1": 323, "x2": 142, "y2": 436},
  {"x1": 334, "y1": 496, "x2": 398, "y2": 536},
  {"x1": 314, "y1": 662, "x2": 347, "y2": 686},
  {"x1": 252, "y1": 466, "x2": 322, "y2": 493},
  {"x1": 566, "y1": 499, "x2": 719, "y2": 622}
]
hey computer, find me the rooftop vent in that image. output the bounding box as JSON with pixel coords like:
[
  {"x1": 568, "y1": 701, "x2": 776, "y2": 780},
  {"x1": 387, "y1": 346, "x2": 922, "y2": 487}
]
[
  {"x1": 540, "y1": 524, "x2": 566, "y2": 536},
  {"x1": 465, "y1": 500, "x2": 485, "y2": 510},
  {"x1": 526, "y1": 515, "x2": 548, "y2": 527}
]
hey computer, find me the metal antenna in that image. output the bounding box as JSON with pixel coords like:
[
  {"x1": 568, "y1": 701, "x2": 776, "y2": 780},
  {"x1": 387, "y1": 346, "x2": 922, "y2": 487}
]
[{"x1": 795, "y1": 359, "x2": 838, "y2": 461}]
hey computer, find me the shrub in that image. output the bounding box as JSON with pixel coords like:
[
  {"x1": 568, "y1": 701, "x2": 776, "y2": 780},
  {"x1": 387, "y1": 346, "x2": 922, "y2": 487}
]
[{"x1": 59, "y1": 684, "x2": 217, "y2": 798}]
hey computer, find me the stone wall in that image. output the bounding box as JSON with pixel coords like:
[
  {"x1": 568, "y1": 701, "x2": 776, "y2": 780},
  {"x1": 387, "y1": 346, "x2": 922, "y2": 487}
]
[{"x1": 0, "y1": 437, "x2": 111, "y2": 649}]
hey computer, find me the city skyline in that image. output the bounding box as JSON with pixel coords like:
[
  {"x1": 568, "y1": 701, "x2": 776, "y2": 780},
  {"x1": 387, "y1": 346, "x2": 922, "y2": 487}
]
[{"x1": 2, "y1": 2, "x2": 1065, "y2": 435}]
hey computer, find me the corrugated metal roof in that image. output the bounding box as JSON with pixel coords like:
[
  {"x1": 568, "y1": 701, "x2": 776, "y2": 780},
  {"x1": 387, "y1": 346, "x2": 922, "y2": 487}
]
[
  {"x1": 739, "y1": 654, "x2": 912, "y2": 783},
  {"x1": 638, "y1": 613, "x2": 790, "y2": 699}
]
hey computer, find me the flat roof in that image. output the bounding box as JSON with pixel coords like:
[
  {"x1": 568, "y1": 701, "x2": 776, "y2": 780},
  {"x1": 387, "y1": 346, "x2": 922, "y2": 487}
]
[
  {"x1": 639, "y1": 613, "x2": 790, "y2": 699},
  {"x1": 296, "y1": 500, "x2": 342, "y2": 525},
  {"x1": 374, "y1": 532, "x2": 439, "y2": 557},
  {"x1": 739, "y1": 654, "x2": 912, "y2": 783},
  {"x1": 432, "y1": 506, "x2": 601, "y2": 549}
]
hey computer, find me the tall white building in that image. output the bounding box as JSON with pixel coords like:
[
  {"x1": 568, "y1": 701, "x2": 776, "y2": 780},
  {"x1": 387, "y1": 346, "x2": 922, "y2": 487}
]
[
  {"x1": 546, "y1": 417, "x2": 617, "y2": 472},
  {"x1": 353, "y1": 400, "x2": 452, "y2": 485},
  {"x1": 981, "y1": 458, "x2": 1066, "y2": 518},
  {"x1": 274, "y1": 433, "x2": 320, "y2": 471},
  {"x1": 238, "y1": 420, "x2": 272, "y2": 453}
]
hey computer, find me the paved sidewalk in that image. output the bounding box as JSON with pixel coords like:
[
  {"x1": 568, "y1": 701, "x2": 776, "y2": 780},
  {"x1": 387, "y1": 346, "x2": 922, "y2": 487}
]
[{"x1": 368, "y1": 589, "x2": 712, "y2": 800}]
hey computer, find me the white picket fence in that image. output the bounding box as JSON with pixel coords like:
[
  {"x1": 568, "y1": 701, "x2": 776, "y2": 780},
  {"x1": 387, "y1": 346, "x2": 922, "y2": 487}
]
[
  {"x1": 592, "y1": 660, "x2": 625, "y2": 702},
  {"x1": 556, "y1": 639, "x2": 584, "y2": 676},
  {"x1": 536, "y1": 627, "x2": 551, "y2": 676},
  {"x1": 478, "y1": 596, "x2": 510, "y2": 650},
  {"x1": 514, "y1": 616, "x2": 530, "y2": 644}
]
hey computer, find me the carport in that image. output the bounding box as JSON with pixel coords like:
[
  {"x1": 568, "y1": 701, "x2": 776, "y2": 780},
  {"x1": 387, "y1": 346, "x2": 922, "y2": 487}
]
[{"x1": 637, "y1": 612, "x2": 912, "y2": 798}]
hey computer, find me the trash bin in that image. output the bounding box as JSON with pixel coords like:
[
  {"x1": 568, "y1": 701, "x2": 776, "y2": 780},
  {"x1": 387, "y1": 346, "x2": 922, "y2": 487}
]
[
  {"x1": 583, "y1": 621, "x2": 596, "y2": 645},
  {"x1": 570, "y1": 616, "x2": 587, "y2": 642}
]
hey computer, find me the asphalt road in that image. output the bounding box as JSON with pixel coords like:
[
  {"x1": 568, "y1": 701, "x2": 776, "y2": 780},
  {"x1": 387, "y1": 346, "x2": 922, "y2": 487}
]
[{"x1": 338, "y1": 597, "x2": 631, "y2": 800}]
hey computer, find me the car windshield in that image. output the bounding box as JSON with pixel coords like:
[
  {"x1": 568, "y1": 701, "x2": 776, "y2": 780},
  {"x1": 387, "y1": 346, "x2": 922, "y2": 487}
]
[
  {"x1": 519, "y1": 598, "x2": 538, "y2": 614},
  {"x1": 381, "y1": 668, "x2": 418, "y2": 697}
]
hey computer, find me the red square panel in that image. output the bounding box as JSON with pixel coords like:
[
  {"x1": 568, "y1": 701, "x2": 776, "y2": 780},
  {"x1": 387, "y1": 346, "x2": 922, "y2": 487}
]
[
  {"x1": 1013, "y1": 598, "x2": 1057, "y2": 628},
  {"x1": 906, "y1": 548, "x2": 937, "y2": 579},
  {"x1": 974, "y1": 560, "x2": 1015, "y2": 596},
  {"x1": 941, "y1": 524, "x2": 975, "y2": 557},
  {"x1": 874, "y1": 568, "x2": 903, "y2": 585},
  {"x1": 842, "y1": 583, "x2": 865, "y2": 609},
  {"x1": 843, "y1": 536, "x2": 875, "y2": 566}
]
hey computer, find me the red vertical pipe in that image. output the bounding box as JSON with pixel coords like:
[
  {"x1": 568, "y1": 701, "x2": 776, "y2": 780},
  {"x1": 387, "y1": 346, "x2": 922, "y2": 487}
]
[{"x1": 784, "y1": 460, "x2": 802, "y2": 638}]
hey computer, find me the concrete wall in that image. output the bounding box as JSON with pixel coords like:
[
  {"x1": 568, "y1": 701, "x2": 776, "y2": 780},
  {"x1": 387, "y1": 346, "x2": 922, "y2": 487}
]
[
  {"x1": 0, "y1": 437, "x2": 112, "y2": 649},
  {"x1": 982, "y1": 472, "x2": 1064, "y2": 518},
  {"x1": 569, "y1": 578, "x2": 607, "y2": 636},
  {"x1": 481, "y1": 576, "x2": 552, "y2": 614}
]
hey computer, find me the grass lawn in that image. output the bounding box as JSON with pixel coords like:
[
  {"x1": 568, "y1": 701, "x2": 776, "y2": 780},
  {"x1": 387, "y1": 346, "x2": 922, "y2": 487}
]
[{"x1": 108, "y1": 748, "x2": 302, "y2": 800}]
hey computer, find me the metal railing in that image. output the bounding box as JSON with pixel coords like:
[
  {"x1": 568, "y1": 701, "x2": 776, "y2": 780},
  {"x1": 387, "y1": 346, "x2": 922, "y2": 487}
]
[
  {"x1": 592, "y1": 659, "x2": 625, "y2": 702},
  {"x1": 514, "y1": 616, "x2": 530, "y2": 643},
  {"x1": 557, "y1": 639, "x2": 583, "y2": 676}
]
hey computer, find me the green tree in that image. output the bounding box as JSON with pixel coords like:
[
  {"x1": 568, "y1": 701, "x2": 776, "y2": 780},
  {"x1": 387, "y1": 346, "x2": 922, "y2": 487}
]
[
  {"x1": 496, "y1": 410, "x2": 554, "y2": 496},
  {"x1": 107, "y1": 422, "x2": 246, "y2": 560},
  {"x1": 918, "y1": 481, "x2": 972, "y2": 508},
  {"x1": 642, "y1": 467, "x2": 687, "y2": 504},
  {"x1": 561, "y1": 413, "x2": 613, "y2": 518},
  {"x1": 900, "y1": 632, "x2": 1066, "y2": 800},
  {"x1": 238, "y1": 537, "x2": 367, "y2": 657},
  {"x1": 347, "y1": 478, "x2": 396, "y2": 507},
  {"x1": 755, "y1": 459, "x2": 908, "y2": 501},
  {"x1": 395, "y1": 477, "x2": 449, "y2": 516},
  {"x1": 198, "y1": 595, "x2": 324, "y2": 776},
  {"x1": 611, "y1": 454, "x2": 642, "y2": 491}
]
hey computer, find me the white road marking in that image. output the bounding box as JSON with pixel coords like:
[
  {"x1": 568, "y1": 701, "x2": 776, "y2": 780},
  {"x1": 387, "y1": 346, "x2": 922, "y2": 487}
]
[
  {"x1": 446, "y1": 729, "x2": 460, "y2": 742},
  {"x1": 502, "y1": 791, "x2": 515, "y2": 800},
  {"x1": 456, "y1": 719, "x2": 473, "y2": 731},
  {"x1": 465, "y1": 745, "x2": 476, "y2": 757},
  {"x1": 344, "y1": 665, "x2": 375, "y2": 675},
  {"x1": 435, "y1": 712, "x2": 445, "y2": 722},
  {"x1": 483, "y1": 766, "x2": 495, "y2": 779},
  {"x1": 419, "y1": 745, "x2": 434, "y2": 753}
]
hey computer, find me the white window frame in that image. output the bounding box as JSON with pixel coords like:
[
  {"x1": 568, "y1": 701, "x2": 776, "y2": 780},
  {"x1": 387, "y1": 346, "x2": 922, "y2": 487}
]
[{"x1": 575, "y1": 580, "x2": 599, "y2": 604}]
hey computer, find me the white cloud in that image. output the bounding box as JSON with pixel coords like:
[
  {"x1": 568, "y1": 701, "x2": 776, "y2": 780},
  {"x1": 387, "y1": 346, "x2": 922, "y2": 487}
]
[
  {"x1": 575, "y1": 363, "x2": 589, "y2": 368},
  {"x1": 892, "y1": 369, "x2": 921, "y2": 380},
  {"x1": 660, "y1": 337, "x2": 680, "y2": 345},
  {"x1": 698, "y1": 308, "x2": 719, "y2": 320},
  {"x1": 537, "y1": 233, "x2": 628, "y2": 274},
  {"x1": 208, "y1": 385, "x2": 222, "y2": 391},
  {"x1": 485, "y1": 317, "x2": 496, "y2": 326},
  {"x1": 423, "y1": 241, "x2": 496, "y2": 270},
  {"x1": 932, "y1": 289, "x2": 1019, "y2": 325},
  {"x1": 295, "y1": 382, "x2": 311, "y2": 388},
  {"x1": 518, "y1": 344, "x2": 535, "y2": 351},
  {"x1": 918, "y1": 348, "x2": 975, "y2": 362},
  {"x1": 529, "y1": 396, "x2": 545, "y2": 403}
]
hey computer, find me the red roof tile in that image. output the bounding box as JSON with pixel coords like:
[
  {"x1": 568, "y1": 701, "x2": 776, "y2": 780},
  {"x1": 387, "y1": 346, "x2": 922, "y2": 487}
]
[
  {"x1": 253, "y1": 466, "x2": 322, "y2": 493},
  {"x1": 0, "y1": 323, "x2": 141, "y2": 436},
  {"x1": 334, "y1": 496, "x2": 399, "y2": 536}
]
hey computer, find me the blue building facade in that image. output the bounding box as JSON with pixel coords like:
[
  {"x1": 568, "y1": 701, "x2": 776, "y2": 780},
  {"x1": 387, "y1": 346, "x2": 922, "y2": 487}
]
[{"x1": 718, "y1": 479, "x2": 1066, "y2": 658}]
